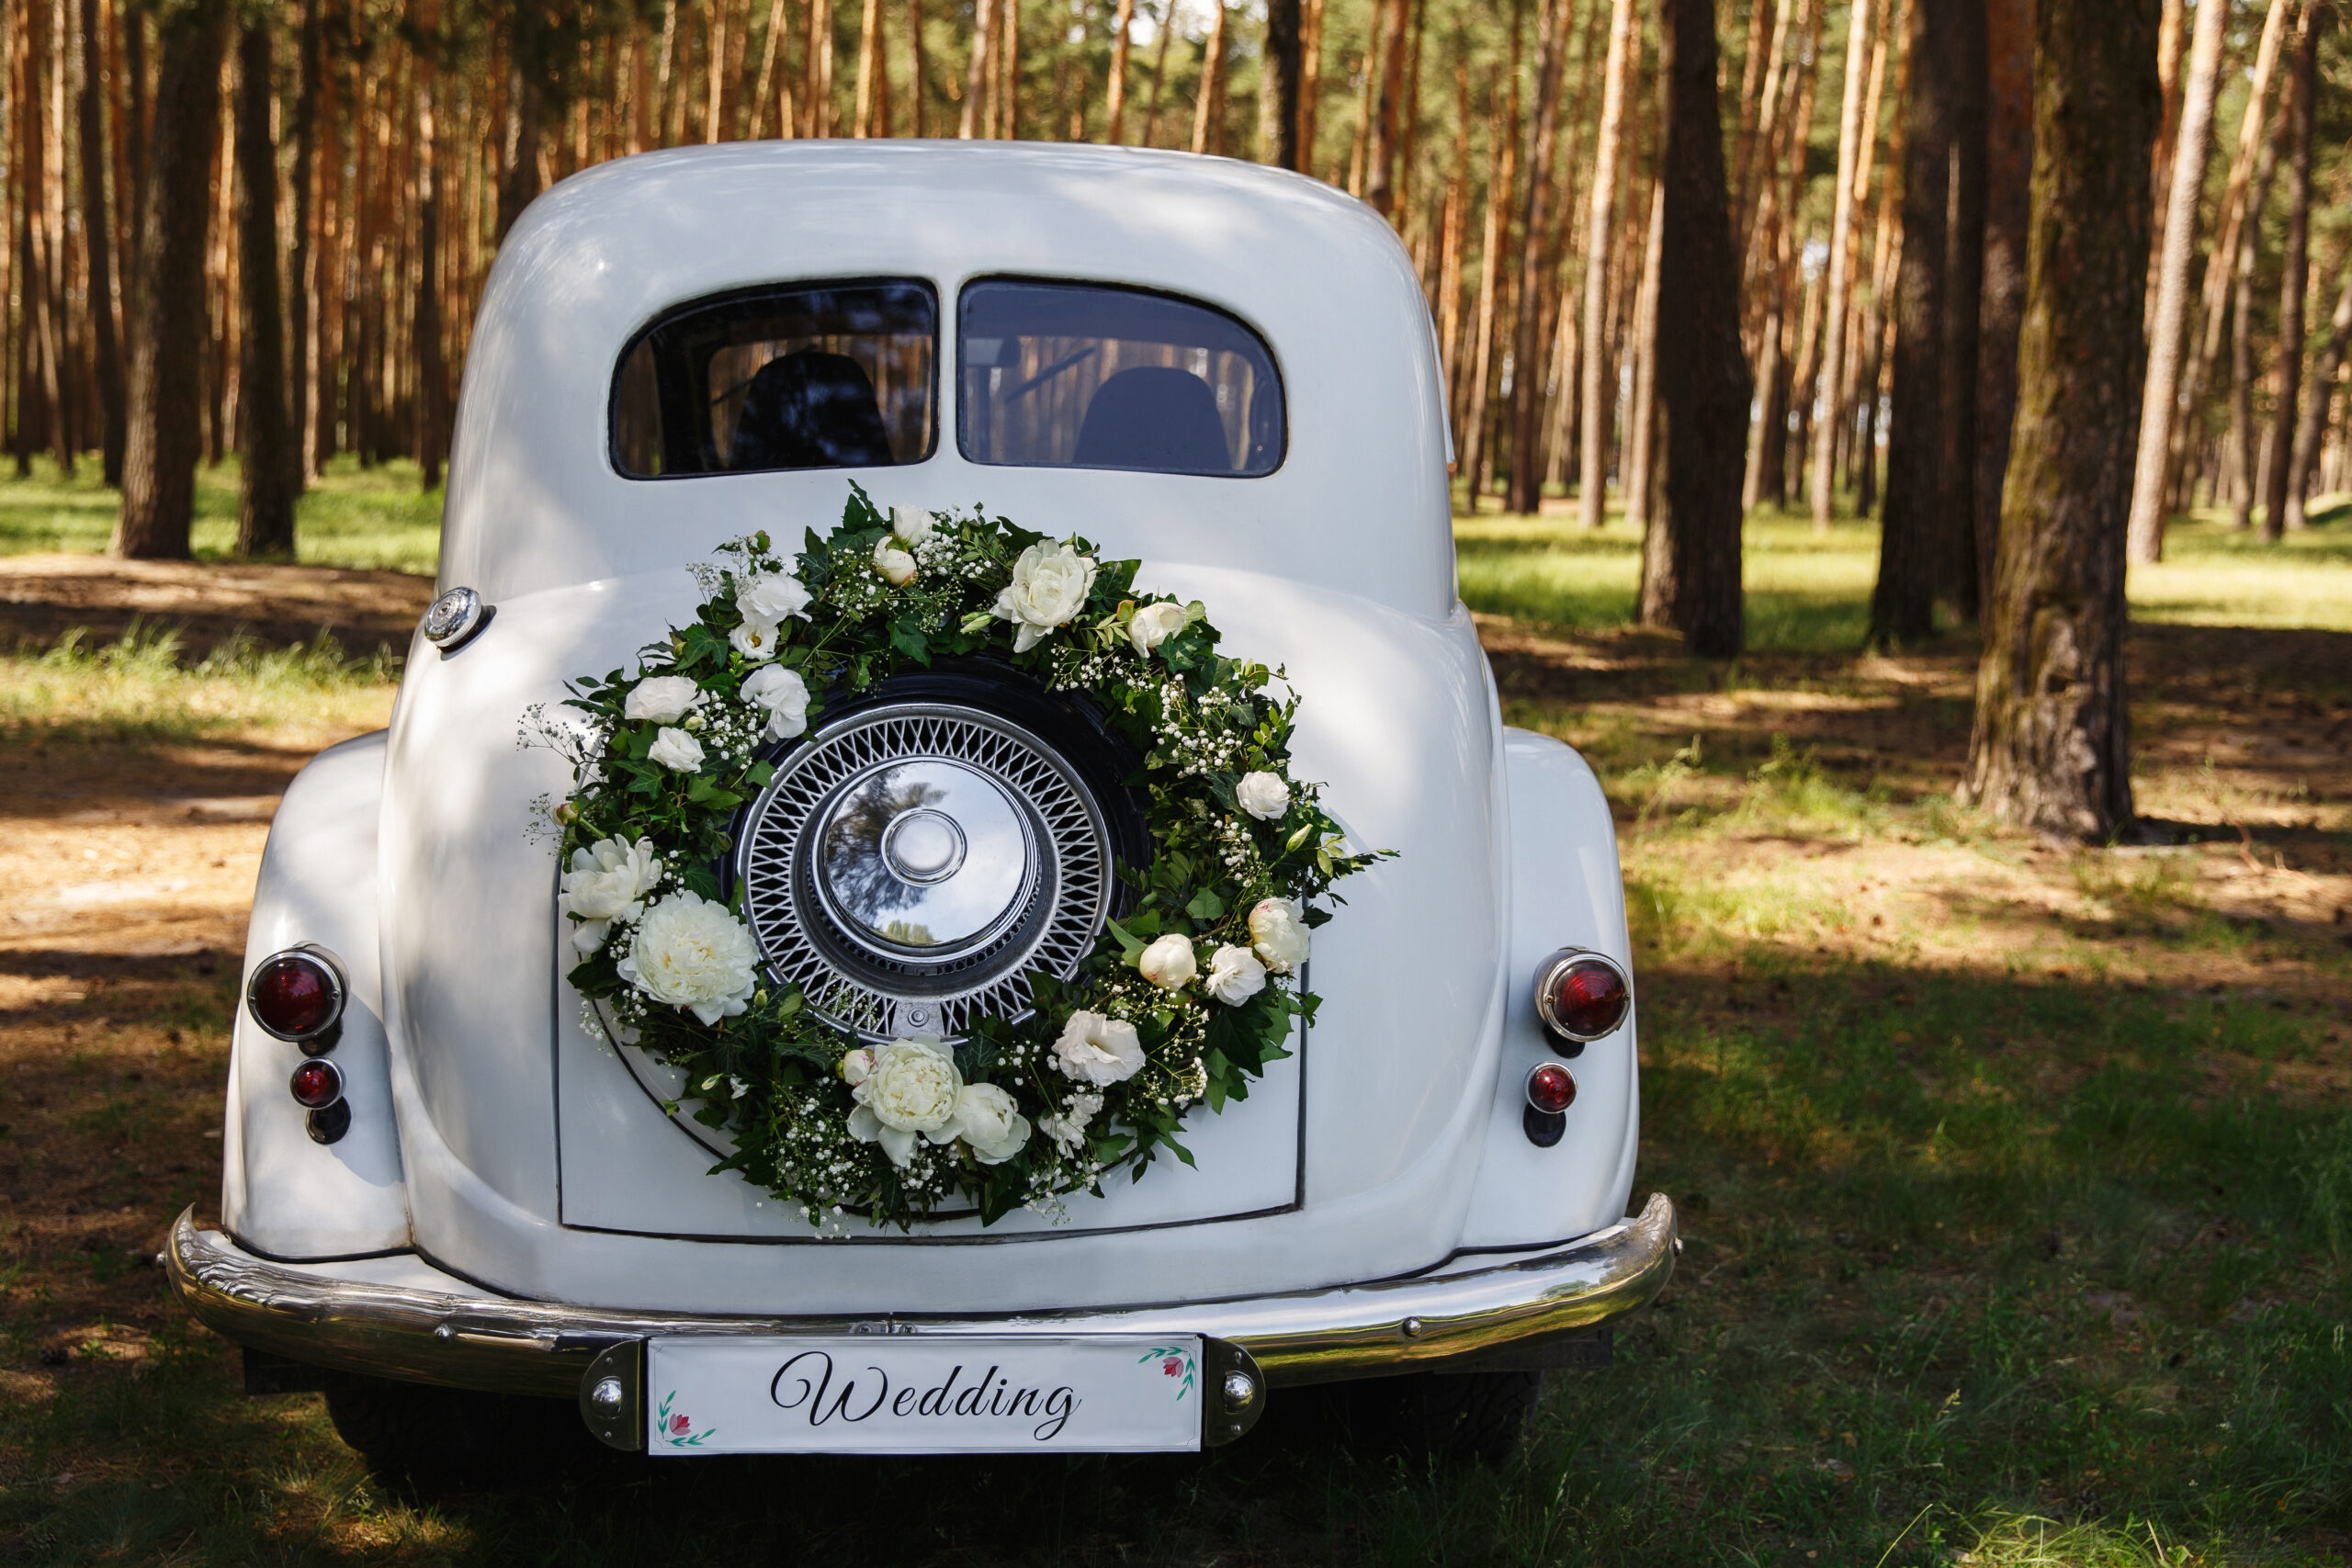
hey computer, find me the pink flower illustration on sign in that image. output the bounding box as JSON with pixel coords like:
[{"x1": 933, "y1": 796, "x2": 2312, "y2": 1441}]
[
  {"x1": 653, "y1": 1390, "x2": 717, "y2": 1449},
  {"x1": 670, "y1": 1413, "x2": 692, "y2": 1437},
  {"x1": 1140, "y1": 1344, "x2": 1196, "y2": 1402},
  {"x1": 1161, "y1": 1358, "x2": 1182, "y2": 1377}
]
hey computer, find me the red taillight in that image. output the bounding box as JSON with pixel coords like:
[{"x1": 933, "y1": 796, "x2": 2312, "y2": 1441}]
[
  {"x1": 1535, "y1": 951, "x2": 1631, "y2": 1043},
  {"x1": 247, "y1": 950, "x2": 345, "y2": 1044},
  {"x1": 1526, "y1": 1062, "x2": 1577, "y2": 1114},
  {"x1": 288, "y1": 1058, "x2": 345, "y2": 1110}
]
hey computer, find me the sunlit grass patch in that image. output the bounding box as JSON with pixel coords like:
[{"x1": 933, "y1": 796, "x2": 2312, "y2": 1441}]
[
  {"x1": 2131, "y1": 513, "x2": 2352, "y2": 633},
  {"x1": 0, "y1": 453, "x2": 442, "y2": 573},
  {"x1": 0, "y1": 623, "x2": 400, "y2": 742}
]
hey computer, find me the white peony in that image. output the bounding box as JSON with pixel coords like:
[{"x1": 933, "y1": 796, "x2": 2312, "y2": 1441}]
[
  {"x1": 1204, "y1": 943, "x2": 1268, "y2": 1006},
  {"x1": 1236, "y1": 770, "x2": 1292, "y2": 820},
  {"x1": 991, "y1": 539, "x2": 1097, "y2": 652},
  {"x1": 736, "y1": 570, "x2": 812, "y2": 624},
  {"x1": 1040, "y1": 1090, "x2": 1103, "y2": 1155},
  {"x1": 730, "y1": 617, "x2": 781, "y2": 661},
  {"x1": 1249, "y1": 897, "x2": 1310, "y2": 974},
  {"x1": 952, "y1": 1082, "x2": 1031, "y2": 1165},
  {"x1": 739, "y1": 664, "x2": 810, "y2": 740},
  {"x1": 648, "y1": 726, "x2": 705, "y2": 772},
  {"x1": 1137, "y1": 933, "x2": 1198, "y2": 990},
  {"x1": 625, "y1": 674, "x2": 701, "y2": 724},
  {"x1": 616, "y1": 891, "x2": 759, "y2": 1025},
  {"x1": 560, "y1": 836, "x2": 662, "y2": 955},
  {"x1": 1127, "y1": 601, "x2": 1188, "y2": 655},
  {"x1": 873, "y1": 536, "x2": 918, "y2": 586},
  {"x1": 890, "y1": 505, "x2": 937, "y2": 547},
  {"x1": 845, "y1": 1035, "x2": 965, "y2": 1167},
  {"x1": 1052, "y1": 1010, "x2": 1145, "y2": 1086}
]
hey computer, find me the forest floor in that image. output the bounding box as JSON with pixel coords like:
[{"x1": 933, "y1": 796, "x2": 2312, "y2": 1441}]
[{"x1": 0, "y1": 475, "x2": 2346, "y2": 1564}]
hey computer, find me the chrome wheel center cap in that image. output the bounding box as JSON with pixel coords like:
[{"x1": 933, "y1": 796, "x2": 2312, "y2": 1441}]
[{"x1": 814, "y1": 759, "x2": 1033, "y2": 954}]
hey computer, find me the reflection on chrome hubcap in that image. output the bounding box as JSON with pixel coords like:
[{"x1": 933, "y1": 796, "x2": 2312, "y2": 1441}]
[{"x1": 736, "y1": 702, "x2": 1114, "y2": 1043}]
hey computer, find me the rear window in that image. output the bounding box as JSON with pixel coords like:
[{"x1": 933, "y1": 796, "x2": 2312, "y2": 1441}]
[
  {"x1": 611, "y1": 280, "x2": 936, "y2": 478},
  {"x1": 956, "y1": 280, "x2": 1283, "y2": 476}
]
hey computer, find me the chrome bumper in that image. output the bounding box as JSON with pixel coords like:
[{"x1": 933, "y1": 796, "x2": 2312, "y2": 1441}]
[{"x1": 166, "y1": 1194, "x2": 1675, "y2": 1400}]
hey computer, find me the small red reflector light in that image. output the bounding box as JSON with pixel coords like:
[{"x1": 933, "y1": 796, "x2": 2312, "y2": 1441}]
[
  {"x1": 1535, "y1": 952, "x2": 1631, "y2": 1043},
  {"x1": 288, "y1": 1058, "x2": 345, "y2": 1111},
  {"x1": 247, "y1": 951, "x2": 344, "y2": 1043},
  {"x1": 1525, "y1": 1062, "x2": 1577, "y2": 1114}
]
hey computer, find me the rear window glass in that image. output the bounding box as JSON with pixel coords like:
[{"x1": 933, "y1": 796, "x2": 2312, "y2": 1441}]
[
  {"x1": 611, "y1": 280, "x2": 936, "y2": 478},
  {"x1": 956, "y1": 280, "x2": 1283, "y2": 476}
]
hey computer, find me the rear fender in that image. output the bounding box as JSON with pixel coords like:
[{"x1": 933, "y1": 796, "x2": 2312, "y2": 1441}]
[{"x1": 220, "y1": 731, "x2": 411, "y2": 1258}]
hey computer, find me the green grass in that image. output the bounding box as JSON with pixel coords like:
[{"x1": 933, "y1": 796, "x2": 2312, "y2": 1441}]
[
  {"x1": 1456, "y1": 499, "x2": 2352, "y2": 646},
  {"x1": 0, "y1": 453, "x2": 443, "y2": 572},
  {"x1": 0, "y1": 623, "x2": 399, "y2": 742}
]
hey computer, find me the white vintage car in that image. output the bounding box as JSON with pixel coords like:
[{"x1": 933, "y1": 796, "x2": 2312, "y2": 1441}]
[{"x1": 166, "y1": 142, "x2": 1674, "y2": 1464}]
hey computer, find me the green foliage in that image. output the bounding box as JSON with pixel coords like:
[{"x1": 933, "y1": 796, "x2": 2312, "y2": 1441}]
[{"x1": 0, "y1": 622, "x2": 398, "y2": 742}]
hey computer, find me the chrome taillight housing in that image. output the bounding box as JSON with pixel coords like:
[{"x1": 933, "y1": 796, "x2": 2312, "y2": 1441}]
[
  {"x1": 246, "y1": 947, "x2": 346, "y2": 1050},
  {"x1": 1533, "y1": 949, "x2": 1632, "y2": 1044}
]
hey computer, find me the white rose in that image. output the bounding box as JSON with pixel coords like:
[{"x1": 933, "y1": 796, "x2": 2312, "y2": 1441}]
[
  {"x1": 1040, "y1": 1090, "x2": 1102, "y2": 1155},
  {"x1": 1236, "y1": 771, "x2": 1292, "y2": 820},
  {"x1": 616, "y1": 891, "x2": 759, "y2": 1025},
  {"x1": 890, "y1": 505, "x2": 937, "y2": 547},
  {"x1": 991, "y1": 539, "x2": 1098, "y2": 652},
  {"x1": 1127, "y1": 601, "x2": 1188, "y2": 655},
  {"x1": 1136, "y1": 933, "x2": 1198, "y2": 990},
  {"x1": 1249, "y1": 897, "x2": 1310, "y2": 974},
  {"x1": 648, "y1": 726, "x2": 705, "y2": 772},
  {"x1": 951, "y1": 1082, "x2": 1031, "y2": 1165},
  {"x1": 873, "y1": 536, "x2": 918, "y2": 586},
  {"x1": 740, "y1": 663, "x2": 810, "y2": 739},
  {"x1": 1204, "y1": 943, "x2": 1268, "y2": 1006},
  {"x1": 736, "y1": 571, "x2": 812, "y2": 624},
  {"x1": 1052, "y1": 1010, "x2": 1145, "y2": 1087},
  {"x1": 845, "y1": 1036, "x2": 965, "y2": 1167},
  {"x1": 730, "y1": 617, "x2": 781, "y2": 661},
  {"x1": 560, "y1": 835, "x2": 663, "y2": 954},
  {"x1": 625, "y1": 674, "x2": 701, "y2": 724}
]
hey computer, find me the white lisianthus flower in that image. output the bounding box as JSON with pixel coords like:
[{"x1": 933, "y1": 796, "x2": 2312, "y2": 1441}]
[
  {"x1": 952, "y1": 1083, "x2": 1031, "y2": 1165},
  {"x1": 1041, "y1": 1091, "x2": 1103, "y2": 1155},
  {"x1": 845, "y1": 1035, "x2": 965, "y2": 1167},
  {"x1": 1204, "y1": 943, "x2": 1268, "y2": 1006},
  {"x1": 890, "y1": 505, "x2": 937, "y2": 547},
  {"x1": 616, "y1": 891, "x2": 759, "y2": 1025},
  {"x1": 991, "y1": 539, "x2": 1097, "y2": 652},
  {"x1": 736, "y1": 570, "x2": 812, "y2": 624},
  {"x1": 648, "y1": 726, "x2": 705, "y2": 772},
  {"x1": 560, "y1": 835, "x2": 663, "y2": 955},
  {"x1": 1235, "y1": 771, "x2": 1292, "y2": 820},
  {"x1": 739, "y1": 663, "x2": 810, "y2": 740},
  {"x1": 729, "y1": 617, "x2": 781, "y2": 661},
  {"x1": 1136, "y1": 933, "x2": 1198, "y2": 990},
  {"x1": 625, "y1": 674, "x2": 701, "y2": 724},
  {"x1": 1126, "y1": 601, "x2": 1188, "y2": 655},
  {"x1": 1249, "y1": 897, "x2": 1311, "y2": 974},
  {"x1": 873, "y1": 536, "x2": 918, "y2": 586},
  {"x1": 1052, "y1": 1010, "x2": 1145, "y2": 1086}
]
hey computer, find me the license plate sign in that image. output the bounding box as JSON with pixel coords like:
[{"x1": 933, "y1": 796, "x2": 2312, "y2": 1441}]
[{"x1": 643, "y1": 1335, "x2": 1206, "y2": 1455}]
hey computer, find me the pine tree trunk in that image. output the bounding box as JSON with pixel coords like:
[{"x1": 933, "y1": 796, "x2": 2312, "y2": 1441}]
[
  {"x1": 2226, "y1": 87, "x2": 2284, "y2": 531},
  {"x1": 1191, "y1": 2, "x2": 1227, "y2": 155},
  {"x1": 2258, "y1": 3, "x2": 2314, "y2": 543},
  {"x1": 1363, "y1": 0, "x2": 1408, "y2": 212},
  {"x1": 2122, "y1": 0, "x2": 2222, "y2": 561},
  {"x1": 1259, "y1": 0, "x2": 1299, "y2": 166},
  {"x1": 1939, "y1": 0, "x2": 1988, "y2": 619},
  {"x1": 1871, "y1": 0, "x2": 1958, "y2": 648},
  {"x1": 1973, "y1": 0, "x2": 2032, "y2": 599},
  {"x1": 1622, "y1": 179, "x2": 1664, "y2": 528},
  {"x1": 1962, "y1": 0, "x2": 2157, "y2": 840},
  {"x1": 1104, "y1": 0, "x2": 1134, "y2": 142},
  {"x1": 1577, "y1": 0, "x2": 1636, "y2": 529},
  {"x1": 1640, "y1": 0, "x2": 1747, "y2": 658},
  {"x1": 233, "y1": 15, "x2": 295, "y2": 556},
  {"x1": 2285, "y1": 243, "x2": 2352, "y2": 529},
  {"x1": 1505, "y1": 0, "x2": 1569, "y2": 513},
  {"x1": 413, "y1": 1, "x2": 445, "y2": 491},
  {"x1": 1807, "y1": 0, "x2": 1874, "y2": 528},
  {"x1": 854, "y1": 0, "x2": 882, "y2": 135},
  {"x1": 114, "y1": 0, "x2": 227, "y2": 558},
  {"x1": 286, "y1": 0, "x2": 320, "y2": 487},
  {"x1": 76, "y1": 0, "x2": 125, "y2": 484},
  {"x1": 960, "y1": 0, "x2": 994, "y2": 137}
]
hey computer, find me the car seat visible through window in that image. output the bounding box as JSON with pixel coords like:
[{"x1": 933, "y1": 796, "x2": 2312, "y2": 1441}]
[
  {"x1": 729, "y1": 350, "x2": 896, "y2": 470},
  {"x1": 1071, "y1": 367, "x2": 1232, "y2": 473}
]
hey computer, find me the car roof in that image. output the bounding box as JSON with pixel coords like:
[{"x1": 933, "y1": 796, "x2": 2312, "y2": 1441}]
[{"x1": 441, "y1": 142, "x2": 1455, "y2": 618}]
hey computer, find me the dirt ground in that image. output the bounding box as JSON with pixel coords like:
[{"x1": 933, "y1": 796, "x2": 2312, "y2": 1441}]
[{"x1": 0, "y1": 560, "x2": 2346, "y2": 1549}]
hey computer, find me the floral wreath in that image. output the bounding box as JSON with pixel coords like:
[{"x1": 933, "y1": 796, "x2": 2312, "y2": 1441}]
[{"x1": 536, "y1": 486, "x2": 1384, "y2": 1231}]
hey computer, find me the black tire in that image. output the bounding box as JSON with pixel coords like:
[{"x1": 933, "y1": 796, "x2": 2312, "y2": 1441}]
[
  {"x1": 323, "y1": 1377, "x2": 580, "y2": 1466},
  {"x1": 1350, "y1": 1370, "x2": 1544, "y2": 1466}
]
